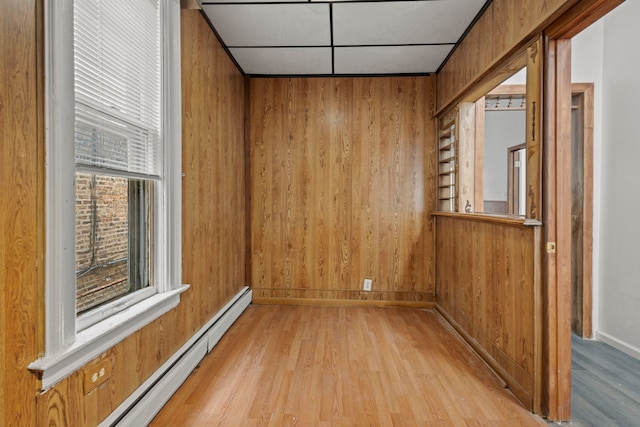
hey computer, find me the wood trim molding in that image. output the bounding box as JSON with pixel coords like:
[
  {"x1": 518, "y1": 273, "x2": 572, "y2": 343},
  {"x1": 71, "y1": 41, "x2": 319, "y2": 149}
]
[
  {"x1": 458, "y1": 102, "x2": 477, "y2": 212},
  {"x1": 572, "y1": 83, "x2": 594, "y2": 339},
  {"x1": 542, "y1": 37, "x2": 573, "y2": 422},
  {"x1": 436, "y1": 304, "x2": 532, "y2": 409},
  {"x1": 244, "y1": 75, "x2": 252, "y2": 287},
  {"x1": 252, "y1": 297, "x2": 435, "y2": 309},
  {"x1": 546, "y1": 0, "x2": 624, "y2": 39},
  {"x1": 436, "y1": 48, "x2": 529, "y2": 117},
  {"x1": 473, "y1": 98, "x2": 485, "y2": 211},
  {"x1": 488, "y1": 84, "x2": 526, "y2": 96},
  {"x1": 431, "y1": 211, "x2": 542, "y2": 227},
  {"x1": 526, "y1": 37, "x2": 544, "y2": 221}
]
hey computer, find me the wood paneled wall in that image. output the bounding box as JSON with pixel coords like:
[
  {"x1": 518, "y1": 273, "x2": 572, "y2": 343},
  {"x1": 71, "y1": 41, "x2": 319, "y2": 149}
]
[
  {"x1": 0, "y1": 1, "x2": 42, "y2": 425},
  {"x1": 437, "y1": 0, "x2": 575, "y2": 112},
  {"x1": 180, "y1": 11, "x2": 246, "y2": 321},
  {"x1": 434, "y1": 214, "x2": 542, "y2": 411},
  {"x1": 25, "y1": 10, "x2": 247, "y2": 425},
  {"x1": 249, "y1": 77, "x2": 436, "y2": 305}
]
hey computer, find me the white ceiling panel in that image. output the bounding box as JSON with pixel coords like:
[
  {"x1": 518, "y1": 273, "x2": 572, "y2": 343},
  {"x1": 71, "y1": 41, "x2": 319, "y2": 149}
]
[
  {"x1": 333, "y1": 0, "x2": 486, "y2": 45},
  {"x1": 200, "y1": 0, "x2": 490, "y2": 76},
  {"x1": 202, "y1": 4, "x2": 331, "y2": 47},
  {"x1": 334, "y1": 45, "x2": 453, "y2": 74},
  {"x1": 203, "y1": 0, "x2": 301, "y2": 2},
  {"x1": 230, "y1": 47, "x2": 333, "y2": 75}
]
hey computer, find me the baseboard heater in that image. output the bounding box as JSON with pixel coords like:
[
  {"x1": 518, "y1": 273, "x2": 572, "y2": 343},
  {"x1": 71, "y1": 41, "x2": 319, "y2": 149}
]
[{"x1": 99, "y1": 286, "x2": 252, "y2": 427}]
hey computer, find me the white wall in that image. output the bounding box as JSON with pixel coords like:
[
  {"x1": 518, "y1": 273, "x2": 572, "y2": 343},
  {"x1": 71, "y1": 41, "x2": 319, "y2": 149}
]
[
  {"x1": 483, "y1": 110, "x2": 526, "y2": 202},
  {"x1": 571, "y1": 17, "x2": 604, "y2": 339},
  {"x1": 503, "y1": 67, "x2": 526, "y2": 85},
  {"x1": 573, "y1": 0, "x2": 640, "y2": 358}
]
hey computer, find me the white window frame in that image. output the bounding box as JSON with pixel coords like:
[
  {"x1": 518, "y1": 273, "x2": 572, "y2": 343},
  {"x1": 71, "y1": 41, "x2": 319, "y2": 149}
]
[{"x1": 29, "y1": 0, "x2": 188, "y2": 390}]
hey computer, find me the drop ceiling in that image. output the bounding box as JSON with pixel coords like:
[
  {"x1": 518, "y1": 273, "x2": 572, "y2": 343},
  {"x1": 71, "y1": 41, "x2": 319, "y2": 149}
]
[{"x1": 200, "y1": 0, "x2": 490, "y2": 76}]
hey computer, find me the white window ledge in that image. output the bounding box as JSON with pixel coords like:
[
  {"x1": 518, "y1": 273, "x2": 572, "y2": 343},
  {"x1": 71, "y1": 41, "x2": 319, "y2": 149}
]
[{"x1": 28, "y1": 284, "x2": 189, "y2": 391}]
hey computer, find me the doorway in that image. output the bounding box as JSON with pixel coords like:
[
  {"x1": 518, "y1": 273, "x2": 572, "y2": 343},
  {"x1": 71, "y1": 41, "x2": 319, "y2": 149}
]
[
  {"x1": 570, "y1": 85, "x2": 594, "y2": 339},
  {"x1": 507, "y1": 143, "x2": 527, "y2": 216},
  {"x1": 546, "y1": 0, "x2": 636, "y2": 421}
]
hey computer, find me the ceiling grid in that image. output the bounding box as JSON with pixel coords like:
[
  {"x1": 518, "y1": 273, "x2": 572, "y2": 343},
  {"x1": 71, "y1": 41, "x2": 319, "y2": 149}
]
[{"x1": 200, "y1": 0, "x2": 490, "y2": 76}]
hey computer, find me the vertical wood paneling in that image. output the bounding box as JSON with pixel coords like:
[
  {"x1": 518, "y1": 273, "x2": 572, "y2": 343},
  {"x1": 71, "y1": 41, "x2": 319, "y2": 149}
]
[
  {"x1": 35, "y1": 10, "x2": 247, "y2": 425},
  {"x1": 437, "y1": 0, "x2": 575, "y2": 112},
  {"x1": 434, "y1": 214, "x2": 542, "y2": 411},
  {"x1": 250, "y1": 77, "x2": 435, "y2": 304},
  {"x1": 0, "y1": 1, "x2": 41, "y2": 425},
  {"x1": 180, "y1": 10, "x2": 246, "y2": 325}
]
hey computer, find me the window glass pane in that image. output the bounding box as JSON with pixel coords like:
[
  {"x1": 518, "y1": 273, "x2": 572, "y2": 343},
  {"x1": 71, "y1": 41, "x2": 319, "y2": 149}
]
[{"x1": 75, "y1": 173, "x2": 152, "y2": 314}]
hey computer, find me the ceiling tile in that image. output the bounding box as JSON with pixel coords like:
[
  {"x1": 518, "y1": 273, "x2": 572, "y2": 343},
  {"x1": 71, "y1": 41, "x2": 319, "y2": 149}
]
[
  {"x1": 333, "y1": 0, "x2": 486, "y2": 45},
  {"x1": 230, "y1": 47, "x2": 333, "y2": 75},
  {"x1": 334, "y1": 45, "x2": 453, "y2": 74},
  {"x1": 203, "y1": 0, "x2": 301, "y2": 2},
  {"x1": 202, "y1": 4, "x2": 330, "y2": 47}
]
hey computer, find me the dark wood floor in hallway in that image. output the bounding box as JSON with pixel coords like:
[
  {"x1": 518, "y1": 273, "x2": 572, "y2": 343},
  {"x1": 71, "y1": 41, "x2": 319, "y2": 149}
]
[
  {"x1": 151, "y1": 305, "x2": 546, "y2": 426},
  {"x1": 571, "y1": 335, "x2": 640, "y2": 427}
]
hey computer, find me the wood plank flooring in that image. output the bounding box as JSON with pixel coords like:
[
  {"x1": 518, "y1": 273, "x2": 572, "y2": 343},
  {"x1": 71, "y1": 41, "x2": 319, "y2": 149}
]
[
  {"x1": 151, "y1": 305, "x2": 545, "y2": 426},
  {"x1": 571, "y1": 335, "x2": 640, "y2": 427}
]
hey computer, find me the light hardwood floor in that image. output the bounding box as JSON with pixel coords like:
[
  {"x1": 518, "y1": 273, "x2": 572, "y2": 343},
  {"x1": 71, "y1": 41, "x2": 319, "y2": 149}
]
[{"x1": 151, "y1": 305, "x2": 546, "y2": 426}]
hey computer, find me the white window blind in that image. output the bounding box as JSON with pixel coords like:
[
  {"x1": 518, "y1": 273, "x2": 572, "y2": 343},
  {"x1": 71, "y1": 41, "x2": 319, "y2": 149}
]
[{"x1": 74, "y1": 0, "x2": 162, "y2": 177}]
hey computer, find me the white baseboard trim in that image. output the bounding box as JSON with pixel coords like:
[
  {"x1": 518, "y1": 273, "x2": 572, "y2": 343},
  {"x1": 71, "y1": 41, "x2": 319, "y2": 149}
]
[
  {"x1": 99, "y1": 286, "x2": 252, "y2": 427},
  {"x1": 596, "y1": 330, "x2": 640, "y2": 361}
]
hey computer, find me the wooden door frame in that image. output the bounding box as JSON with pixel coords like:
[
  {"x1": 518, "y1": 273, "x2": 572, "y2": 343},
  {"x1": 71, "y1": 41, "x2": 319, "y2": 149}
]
[
  {"x1": 542, "y1": 0, "x2": 623, "y2": 421},
  {"x1": 542, "y1": 37, "x2": 573, "y2": 422},
  {"x1": 507, "y1": 143, "x2": 527, "y2": 215},
  {"x1": 570, "y1": 84, "x2": 594, "y2": 339}
]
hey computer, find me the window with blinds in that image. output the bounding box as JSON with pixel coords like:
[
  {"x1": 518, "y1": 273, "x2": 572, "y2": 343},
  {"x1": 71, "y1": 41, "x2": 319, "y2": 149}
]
[
  {"x1": 34, "y1": 0, "x2": 183, "y2": 386},
  {"x1": 73, "y1": 0, "x2": 161, "y2": 325},
  {"x1": 74, "y1": 0, "x2": 161, "y2": 177}
]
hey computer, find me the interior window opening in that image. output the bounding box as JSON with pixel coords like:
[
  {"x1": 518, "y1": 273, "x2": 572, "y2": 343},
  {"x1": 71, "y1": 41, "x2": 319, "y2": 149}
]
[
  {"x1": 482, "y1": 68, "x2": 527, "y2": 215},
  {"x1": 437, "y1": 50, "x2": 536, "y2": 218}
]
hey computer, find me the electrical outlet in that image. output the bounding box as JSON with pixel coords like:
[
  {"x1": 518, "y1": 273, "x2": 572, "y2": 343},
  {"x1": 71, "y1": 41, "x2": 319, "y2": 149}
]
[
  {"x1": 363, "y1": 278, "x2": 372, "y2": 291},
  {"x1": 82, "y1": 358, "x2": 112, "y2": 395}
]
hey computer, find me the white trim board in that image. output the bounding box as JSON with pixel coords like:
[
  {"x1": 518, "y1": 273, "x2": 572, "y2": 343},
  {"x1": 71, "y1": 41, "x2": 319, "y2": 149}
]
[
  {"x1": 596, "y1": 331, "x2": 640, "y2": 361},
  {"x1": 99, "y1": 286, "x2": 252, "y2": 427}
]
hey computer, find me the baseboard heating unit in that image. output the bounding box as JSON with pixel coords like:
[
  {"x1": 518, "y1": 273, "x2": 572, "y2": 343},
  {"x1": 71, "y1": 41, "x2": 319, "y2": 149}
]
[{"x1": 99, "y1": 286, "x2": 252, "y2": 427}]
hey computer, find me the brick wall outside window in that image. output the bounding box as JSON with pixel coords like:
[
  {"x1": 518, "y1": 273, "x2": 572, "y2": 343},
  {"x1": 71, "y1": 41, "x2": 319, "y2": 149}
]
[{"x1": 75, "y1": 174, "x2": 130, "y2": 312}]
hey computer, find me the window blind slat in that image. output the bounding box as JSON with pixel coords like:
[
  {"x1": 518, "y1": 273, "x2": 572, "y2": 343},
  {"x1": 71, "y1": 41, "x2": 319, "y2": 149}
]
[
  {"x1": 74, "y1": 48, "x2": 160, "y2": 122},
  {"x1": 75, "y1": 21, "x2": 160, "y2": 71},
  {"x1": 75, "y1": 107, "x2": 159, "y2": 175},
  {"x1": 73, "y1": 0, "x2": 161, "y2": 177}
]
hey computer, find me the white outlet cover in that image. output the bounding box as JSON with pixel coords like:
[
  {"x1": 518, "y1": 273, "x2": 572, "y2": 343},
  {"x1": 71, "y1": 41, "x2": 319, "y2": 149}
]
[{"x1": 363, "y1": 279, "x2": 372, "y2": 291}]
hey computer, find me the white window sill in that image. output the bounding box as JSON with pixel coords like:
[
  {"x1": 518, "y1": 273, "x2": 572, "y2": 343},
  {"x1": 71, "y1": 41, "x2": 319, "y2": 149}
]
[{"x1": 28, "y1": 284, "x2": 189, "y2": 390}]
